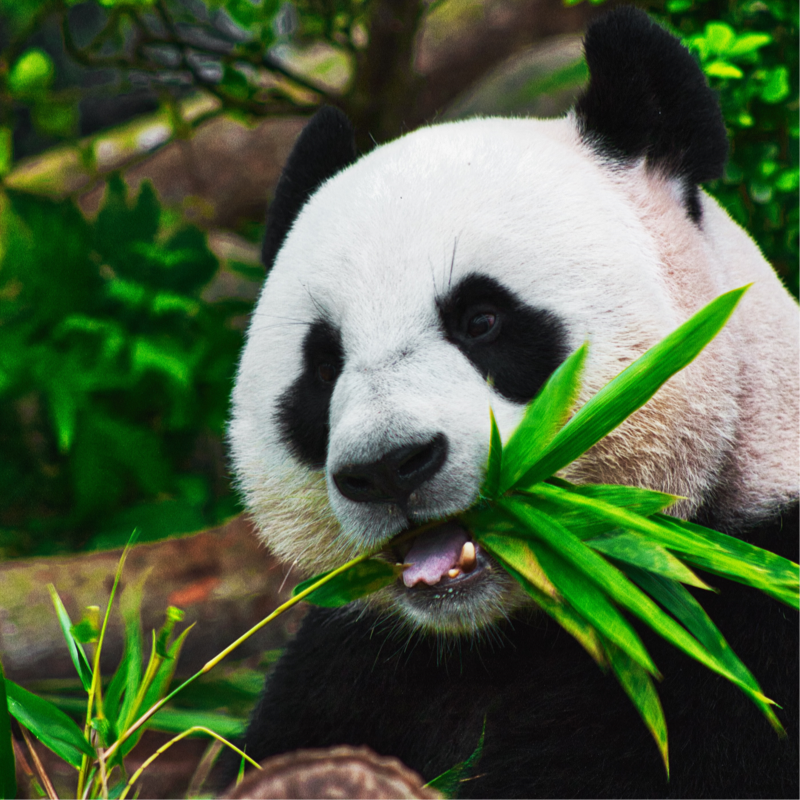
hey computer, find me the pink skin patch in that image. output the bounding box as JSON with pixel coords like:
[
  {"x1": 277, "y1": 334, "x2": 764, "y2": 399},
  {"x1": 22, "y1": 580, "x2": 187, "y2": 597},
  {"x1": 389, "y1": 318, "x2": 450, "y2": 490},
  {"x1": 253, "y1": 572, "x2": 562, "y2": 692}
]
[{"x1": 402, "y1": 523, "x2": 470, "y2": 588}]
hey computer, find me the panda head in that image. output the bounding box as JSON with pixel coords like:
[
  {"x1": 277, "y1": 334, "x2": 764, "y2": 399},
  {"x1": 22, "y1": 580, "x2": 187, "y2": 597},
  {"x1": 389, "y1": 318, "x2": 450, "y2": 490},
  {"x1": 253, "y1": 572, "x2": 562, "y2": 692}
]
[{"x1": 230, "y1": 8, "x2": 799, "y2": 636}]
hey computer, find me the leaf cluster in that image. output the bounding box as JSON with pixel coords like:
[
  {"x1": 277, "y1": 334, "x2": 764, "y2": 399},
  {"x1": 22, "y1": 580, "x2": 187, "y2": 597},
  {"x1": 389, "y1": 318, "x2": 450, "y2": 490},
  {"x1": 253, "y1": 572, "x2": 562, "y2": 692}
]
[
  {"x1": 296, "y1": 287, "x2": 800, "y2": 774},
  {"x1": 0, "y1": 177, "x2": 246, "y2": 555}
]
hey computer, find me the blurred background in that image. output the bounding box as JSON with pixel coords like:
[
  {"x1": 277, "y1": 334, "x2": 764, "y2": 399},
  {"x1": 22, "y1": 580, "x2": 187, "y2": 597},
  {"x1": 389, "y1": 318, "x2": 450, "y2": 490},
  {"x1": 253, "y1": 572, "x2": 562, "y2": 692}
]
[{"x1": 0, "y1": 0, "x2": 796, "y2": 794}]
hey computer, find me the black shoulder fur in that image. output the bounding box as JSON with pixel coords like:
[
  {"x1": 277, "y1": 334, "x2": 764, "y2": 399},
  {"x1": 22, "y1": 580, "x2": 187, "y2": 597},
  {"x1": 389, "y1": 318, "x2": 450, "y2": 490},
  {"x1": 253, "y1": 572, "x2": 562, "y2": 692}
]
[{"x1": 221, "y1": 505, "x2": 798, "y2": 798}]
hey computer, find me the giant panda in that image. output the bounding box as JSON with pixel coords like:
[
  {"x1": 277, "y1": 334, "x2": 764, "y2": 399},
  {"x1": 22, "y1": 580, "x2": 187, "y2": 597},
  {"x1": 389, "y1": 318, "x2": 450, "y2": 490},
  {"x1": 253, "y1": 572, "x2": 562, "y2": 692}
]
[{"x1": 226, "y1": 7, "x2": 799, "y2": 797}]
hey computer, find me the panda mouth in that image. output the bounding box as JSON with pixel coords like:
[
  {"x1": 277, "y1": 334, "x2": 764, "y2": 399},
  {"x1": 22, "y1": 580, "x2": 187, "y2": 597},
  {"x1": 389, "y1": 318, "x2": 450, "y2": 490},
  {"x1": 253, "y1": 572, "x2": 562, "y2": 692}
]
[{"x1": 389, "y1": 521, "x2": 488, "y2": 590}]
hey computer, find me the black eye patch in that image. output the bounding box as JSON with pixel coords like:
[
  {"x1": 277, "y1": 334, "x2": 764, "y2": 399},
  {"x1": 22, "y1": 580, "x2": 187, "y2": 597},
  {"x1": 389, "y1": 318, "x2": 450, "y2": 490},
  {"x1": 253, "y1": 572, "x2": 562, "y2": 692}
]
[
  {"x1": 438, "y1": 274, "x2": 568, "y2": 404},
  {"x1": 276, "y1": 319, "x2": 344, "y2": 469}
]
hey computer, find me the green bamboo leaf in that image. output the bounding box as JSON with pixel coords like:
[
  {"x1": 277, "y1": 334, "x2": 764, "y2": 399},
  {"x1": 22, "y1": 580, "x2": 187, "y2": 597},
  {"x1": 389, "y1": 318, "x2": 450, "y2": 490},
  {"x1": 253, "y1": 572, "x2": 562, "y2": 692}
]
[
  {"x1": 147, "y1": 708, "x2": 246, "y2": 739},
  {"x1": 498, "y1": 557, "x2": 606, "y2": 667},
  {"x1": 5, "y1": 680, "x2": 95, "y2": 768},
  {"x1": 481, "y1": 407, "x2": 503, "y2": 499},
  {"x1": 651, "y1": 515, "x2": 799, "y2": 603},
  {"x1": 624, "y1": 567, "x2": 782, "y2": 733},
  {"x1": 601, "y1": 637, "x2": 669, "y2": 775},
  {"x1": 426, "y1": 718, "x2": 485, "y2": 797},
  {"x1": 491, "y1": 530, "x2": 659, "y2": 676},
  {"x1": 587, "y1": 532, "x2": 712, "y2": 590},
  {"x1": 499, "y1": 498, "x2": 776, "y2": 708},
  {"x1": 121, "y1": 623, "x2": 194, "y2": 757},
  {"x1": 0, "y1": 660, "x2": 17, "y2": 800},
  {"x1": 292, "y1": 560, "x2": 405, "y2": 608},
  {"x1": 515, "y1": 287, "x2": 749, "y2": 486},
  {"x1": 501, "y1": 343, "x2": 587, "y2": 491},
  {"x1": 526, "y1": 481, "x2": 679, "y2": 540},
  {"x1": 479, "y1": 533, "x2": 558, "y2": 599},
  {"x1": 47, "y1": 585, "x2": 93, "y2": 692}
]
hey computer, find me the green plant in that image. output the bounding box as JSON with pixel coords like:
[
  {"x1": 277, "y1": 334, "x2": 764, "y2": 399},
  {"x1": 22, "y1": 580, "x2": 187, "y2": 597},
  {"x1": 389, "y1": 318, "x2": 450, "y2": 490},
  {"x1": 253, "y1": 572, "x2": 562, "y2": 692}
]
[{"x1": 0, "y1": 177, "x2": 248, "y2": 555}]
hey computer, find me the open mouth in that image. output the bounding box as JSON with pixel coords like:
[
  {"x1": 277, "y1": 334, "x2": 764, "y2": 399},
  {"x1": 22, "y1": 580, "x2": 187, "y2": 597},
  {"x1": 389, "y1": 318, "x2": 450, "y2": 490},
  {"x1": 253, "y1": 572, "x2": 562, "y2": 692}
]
[{"x1": 388, "y1": 521, "x2": 489, "y2": 592}]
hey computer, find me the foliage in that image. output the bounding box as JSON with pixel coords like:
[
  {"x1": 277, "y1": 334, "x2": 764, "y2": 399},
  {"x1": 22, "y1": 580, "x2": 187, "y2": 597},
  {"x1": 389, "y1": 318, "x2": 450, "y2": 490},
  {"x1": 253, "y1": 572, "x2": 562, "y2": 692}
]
[
  {"x1": 0, "y1": 532, "x2": 255, "y2": 799},
  {"x1": 0, "y1": 177, "x2": 248, "y2": 554},
  {"x1": 297, "y1": 288, "x2": 800, "y2": 774}
]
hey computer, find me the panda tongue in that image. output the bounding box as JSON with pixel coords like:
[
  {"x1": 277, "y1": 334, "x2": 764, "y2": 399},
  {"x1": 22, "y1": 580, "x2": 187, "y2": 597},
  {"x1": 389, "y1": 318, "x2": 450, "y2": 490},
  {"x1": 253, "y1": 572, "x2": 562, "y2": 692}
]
[{"x1": 402, "y1": 523, "x2": 469, "y2": 588}]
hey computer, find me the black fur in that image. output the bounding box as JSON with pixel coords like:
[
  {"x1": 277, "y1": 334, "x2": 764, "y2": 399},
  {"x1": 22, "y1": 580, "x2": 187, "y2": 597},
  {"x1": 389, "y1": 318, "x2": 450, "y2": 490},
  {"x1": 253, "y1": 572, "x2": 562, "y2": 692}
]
[
  {"x1": 261, "y1": 106, "x2": 357, "y2": 270},
  {"x1": 438, "y1": 274, "x2": 568, "y2": 404},
  {"x1": 575, "y1": 7, "x2": 728, "y2": 222},
  {"x1": 222, "y1": 506, "x2": 798, "y2": 797},
  {"x1": 276, "y1": 319, "x2": 344, "y2": 469}
]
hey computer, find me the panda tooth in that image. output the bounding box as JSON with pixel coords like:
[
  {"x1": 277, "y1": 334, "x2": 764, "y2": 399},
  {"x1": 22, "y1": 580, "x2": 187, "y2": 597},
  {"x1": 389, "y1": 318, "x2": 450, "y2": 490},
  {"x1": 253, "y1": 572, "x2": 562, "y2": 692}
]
[
  {"x1": 459, "y1": 541, "x2": 476, "y2": 572},
  {"x1": 448, "y1": 567, "x2": 461, "y2": 579}
]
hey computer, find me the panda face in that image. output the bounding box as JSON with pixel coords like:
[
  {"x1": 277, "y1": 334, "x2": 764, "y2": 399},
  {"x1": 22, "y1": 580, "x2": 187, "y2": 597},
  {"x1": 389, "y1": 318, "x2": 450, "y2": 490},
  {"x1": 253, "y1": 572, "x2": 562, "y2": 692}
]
[{"x1": 231, "y1": 14, "x2": 799, "y2": 636}]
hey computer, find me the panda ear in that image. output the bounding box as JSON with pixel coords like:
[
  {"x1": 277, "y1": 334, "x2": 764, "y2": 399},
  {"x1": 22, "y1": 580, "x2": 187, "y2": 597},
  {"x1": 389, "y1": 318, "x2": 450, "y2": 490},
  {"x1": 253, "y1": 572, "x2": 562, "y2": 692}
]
[
  {"x1": 262, "y1": 106, "x2": 357, "y2": 269},
  {"x1": 575, "y1": 7, "x2": 728, "y2": 221}
]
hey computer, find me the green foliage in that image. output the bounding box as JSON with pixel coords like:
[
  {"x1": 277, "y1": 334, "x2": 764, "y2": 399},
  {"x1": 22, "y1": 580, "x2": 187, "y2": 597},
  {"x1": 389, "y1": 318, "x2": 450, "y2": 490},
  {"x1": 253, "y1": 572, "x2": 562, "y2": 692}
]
[
  {"x1": 0, "y1": 177, "x2": 246, "y2": 555},
  {"x1": 0, "y1": 660, "x2": 16, "y2": 800}
]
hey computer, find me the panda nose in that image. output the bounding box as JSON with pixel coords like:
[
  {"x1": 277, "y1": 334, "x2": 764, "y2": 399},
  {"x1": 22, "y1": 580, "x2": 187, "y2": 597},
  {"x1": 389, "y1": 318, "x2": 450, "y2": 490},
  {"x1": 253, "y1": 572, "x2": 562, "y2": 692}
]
[{"x1": 333, "y1": 434, "x2": 448, "y2": 505}]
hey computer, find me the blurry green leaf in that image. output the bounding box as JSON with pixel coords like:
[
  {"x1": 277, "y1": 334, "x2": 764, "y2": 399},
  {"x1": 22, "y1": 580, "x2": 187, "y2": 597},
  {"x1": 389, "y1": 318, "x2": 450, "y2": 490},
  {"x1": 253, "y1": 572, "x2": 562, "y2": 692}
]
[
  {"x1": 48, "y1": 586, "x2": 93, "y2": 691},
  {"x1": 293, "y1": 560, "x2": 405, "y2": 607},
  {"x1": 760, "y1": 66, "x2": 790, "y2": 104},
  {"x1": 601, "y1": 638, "x2": 668, "y2": 774},
  {"x1": 71, "y1": 606, "x2": 101, "y2": 644},
  {"x1": 705, "y1": 61, "x2": 743, "y2": 79},
  {"x1": 148, "y1": 708, "x2": 246, "y2": 739},
  {"x1": 704, "y1": 22, "x2": 735, "y2": 55},
  {"x1": 0, "y1": 127, "x2": 12, "y2": 177},
  {"x1": 8, "y1": 48, "x2": 54, "y2": 94},
  {"x1": 666, "y1": 0, "x2": 691, "y2": 12},
  {"x1": 48, "y1": 386, "x2": 79, "y2": 453},
  {"x1": 32, "y1": 99, "x2": 78, "y2": 138},
  {"x1": 6, "y1": 680, "x2": 95, "y2": 768},
  {"x1": 0, "y1": 660, "x2": 17, "y2": 800},
  {"x1": 132, "y1": 337, "x2": 192, "y2": 386},
  {"x1": 155, "y1": 607, "x2": 185, "y2": 659},
  {"x1": 514, "y1": 287, "x2": 748, "y2": 487},
  {"x1": 501, "y1": 343, "x2": 586, "y2": 492},
  {"x1": 728, "y1": 33, "x2": 772, "y2": 57}
]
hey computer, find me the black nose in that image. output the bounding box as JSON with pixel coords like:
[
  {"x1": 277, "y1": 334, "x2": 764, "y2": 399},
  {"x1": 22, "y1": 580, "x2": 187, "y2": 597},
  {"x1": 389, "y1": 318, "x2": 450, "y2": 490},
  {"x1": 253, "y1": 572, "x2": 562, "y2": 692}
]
[{"x1": 333, "y1": 434, "x2": 448, "y2": 505}]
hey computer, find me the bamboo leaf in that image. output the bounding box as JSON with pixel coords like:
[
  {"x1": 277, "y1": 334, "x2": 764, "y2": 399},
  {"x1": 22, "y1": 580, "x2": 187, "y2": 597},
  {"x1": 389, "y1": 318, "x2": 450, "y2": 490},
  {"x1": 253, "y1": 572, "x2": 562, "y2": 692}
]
[
  {"x1": 601, "y1": 637, "x2": 669, "y2": 775},
  {"x1": 587, "y1": 532, "x2": 712, "y2": 589},
  {"x1": 501, "y1": 342, "x2": 587, "y2": 491},
  {"x1": 624, "y1": 567, "x2": 783, "y2": 733},
  {"x1": 526, "y1": 481, "x2": 679, "y2": 540},
  {"x1": 47, "y1": 585, "x2": 94, "y2": 692},
  {"x1": 0, "y1": 660, "x2": 17, "y2": 800},
  {"x1": 5, "y1": 680, "x2": 95, "y2": 768},
  {"x1": 480, "y1": 407, "x2": 503, "y2": 499},
  {"x1": 292, "y1": 559, "x2": 405, "y2": 608},
  {"x1": 479, "y1": 533, "x2": 558, "y2": 599},
  {"x1": 514, "y1": 287, "x2": 749, "y2": 486},
  {"x1": 499, "y1": 498, "x2": 777, "y2": 708},
  {"x1": 499, "y1": 558, "x2": 607, "y2": 667},
  {"x1": 493, "y1": 530, "x2": 659, "y2": 676}
]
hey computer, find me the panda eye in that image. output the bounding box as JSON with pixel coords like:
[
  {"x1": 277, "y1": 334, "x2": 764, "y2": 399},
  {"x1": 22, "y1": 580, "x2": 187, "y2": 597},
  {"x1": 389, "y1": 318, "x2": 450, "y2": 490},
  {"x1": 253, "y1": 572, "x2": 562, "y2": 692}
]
[
  {"x1": 317, "y1": 363, "x2": 338, "y2": 384},
  {"x1": 466, "y1": 312, "x2": 498, "y2": 339}
]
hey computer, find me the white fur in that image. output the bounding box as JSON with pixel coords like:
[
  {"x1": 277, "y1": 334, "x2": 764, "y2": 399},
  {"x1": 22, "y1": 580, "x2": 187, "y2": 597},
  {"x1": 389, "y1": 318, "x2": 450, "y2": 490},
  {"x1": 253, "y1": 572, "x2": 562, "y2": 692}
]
[{"x1": 230, "y1": 114, "x2": 799, "y2": 630}]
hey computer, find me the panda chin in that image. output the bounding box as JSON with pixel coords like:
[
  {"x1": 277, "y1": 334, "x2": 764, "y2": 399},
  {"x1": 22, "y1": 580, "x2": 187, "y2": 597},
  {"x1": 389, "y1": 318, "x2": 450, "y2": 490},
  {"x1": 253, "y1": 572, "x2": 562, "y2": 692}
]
[{"x1": 378, "y1": 521, "x2": 525, "y2": 636}]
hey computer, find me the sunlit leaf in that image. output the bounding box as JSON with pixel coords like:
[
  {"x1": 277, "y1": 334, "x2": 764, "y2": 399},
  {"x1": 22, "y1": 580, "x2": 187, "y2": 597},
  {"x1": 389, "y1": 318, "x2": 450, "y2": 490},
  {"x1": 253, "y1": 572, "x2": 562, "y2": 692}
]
[
  {"x1": 293, "y1": 560, "x2": 405, "y2": 608},
  {"x1": 5, "y1": 680, "x2": 95, "y2": 768}
]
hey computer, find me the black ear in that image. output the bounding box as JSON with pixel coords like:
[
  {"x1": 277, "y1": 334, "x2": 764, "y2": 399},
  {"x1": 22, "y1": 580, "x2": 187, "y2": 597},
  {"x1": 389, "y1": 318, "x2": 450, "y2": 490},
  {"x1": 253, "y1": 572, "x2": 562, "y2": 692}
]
[
  {"x1": 262, "y1": 106, "x2": 357, "y2": 269},
  {"x1": 575, "y1": 7, "x2": 728, "y2": 222}
]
